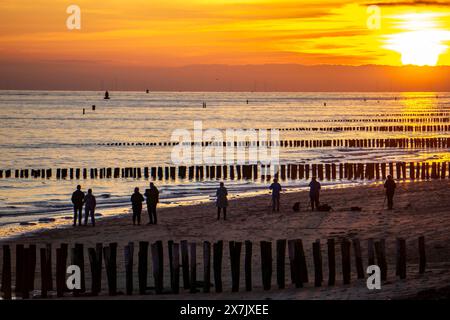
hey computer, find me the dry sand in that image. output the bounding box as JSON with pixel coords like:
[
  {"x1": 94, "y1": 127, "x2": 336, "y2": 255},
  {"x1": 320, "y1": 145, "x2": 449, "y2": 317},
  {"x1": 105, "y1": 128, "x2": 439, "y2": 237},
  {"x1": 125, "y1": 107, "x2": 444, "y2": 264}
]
[{"x1": 1, "y1": 179, "x2": 450, "y2": 300}]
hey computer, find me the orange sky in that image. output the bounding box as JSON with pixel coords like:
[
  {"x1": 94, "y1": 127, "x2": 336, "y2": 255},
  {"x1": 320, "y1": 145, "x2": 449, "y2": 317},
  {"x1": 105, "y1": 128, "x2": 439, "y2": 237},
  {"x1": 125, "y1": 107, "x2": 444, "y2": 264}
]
[{"x1": 0, "y1": 0, "x2": 450, "y2": 68}]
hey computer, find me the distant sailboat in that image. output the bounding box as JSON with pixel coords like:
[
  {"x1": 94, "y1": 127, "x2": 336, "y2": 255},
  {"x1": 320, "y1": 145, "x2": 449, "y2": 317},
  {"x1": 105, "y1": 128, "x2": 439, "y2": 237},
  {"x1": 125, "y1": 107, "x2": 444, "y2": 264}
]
[{"x1": 104, "y1": 91, "x2": 110, "y2": 100}]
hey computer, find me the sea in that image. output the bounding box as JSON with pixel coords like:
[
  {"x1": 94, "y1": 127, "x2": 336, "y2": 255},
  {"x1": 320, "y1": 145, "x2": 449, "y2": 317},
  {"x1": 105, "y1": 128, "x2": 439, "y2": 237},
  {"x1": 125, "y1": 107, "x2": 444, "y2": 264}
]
[{"x1": 0, "y1": 91, "x2": 449, "y2": 237}]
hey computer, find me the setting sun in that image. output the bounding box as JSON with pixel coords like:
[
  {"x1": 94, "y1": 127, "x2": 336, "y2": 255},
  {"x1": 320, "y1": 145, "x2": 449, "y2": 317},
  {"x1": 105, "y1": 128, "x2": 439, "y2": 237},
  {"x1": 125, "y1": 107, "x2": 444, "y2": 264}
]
[{"x1": 384, "y1": 13, "x2": 450, "y2": 66}]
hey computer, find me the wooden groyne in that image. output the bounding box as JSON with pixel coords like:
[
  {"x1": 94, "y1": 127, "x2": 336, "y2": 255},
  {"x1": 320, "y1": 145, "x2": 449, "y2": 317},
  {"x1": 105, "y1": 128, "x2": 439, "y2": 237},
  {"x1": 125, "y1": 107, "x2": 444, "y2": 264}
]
[
  {"x1": 97, "y1": 137, "x2": 450, "y2": 149},
  {"x1": 275, "y1": 124, "x2": 450, "y2": 132},
  {"x1": 0, "y1": 237, "x2": 427, "y2": 299},
  {"x1": 296, "y1": 117, "x2": 450, "y2": 123},
  {"x1": 1, "y1": 161, "x2": 449, "y2": 181}
]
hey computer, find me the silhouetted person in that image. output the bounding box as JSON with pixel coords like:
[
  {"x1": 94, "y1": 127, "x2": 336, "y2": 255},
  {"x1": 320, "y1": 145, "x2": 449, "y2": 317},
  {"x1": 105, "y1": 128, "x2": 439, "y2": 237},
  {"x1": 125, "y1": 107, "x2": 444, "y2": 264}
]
[
  {"x1": 71, "y1": 185, "x2": 84, "y2": 226},
  {"x1": 84, "y1": 188, "x2": 96, "y2": 226},
  {"x1": 309, "y1": 177, "x2": 321, "y2": 211},
  {"x1": 216, "y1": 182, "x2": 228, "y2": 220},
  {"x1": 145, "y1": 182, "x2": 160, "y2": 225},
  {"x1": 269, "y1": 178, "x2": 282, "y2": 212},
  {"x1": 384, "y1": 175, "x2": 397, "y2": 210},
  {"x1": 131, "y1": 187, "x2": 144, "y2": 225}
]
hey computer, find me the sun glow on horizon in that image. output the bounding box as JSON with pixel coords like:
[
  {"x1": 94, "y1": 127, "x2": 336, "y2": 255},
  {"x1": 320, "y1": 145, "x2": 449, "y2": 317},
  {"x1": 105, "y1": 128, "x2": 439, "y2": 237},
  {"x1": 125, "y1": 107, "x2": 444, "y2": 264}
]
[{"x1": 384, "y1": 13, "x2": 450, "y2": 66}]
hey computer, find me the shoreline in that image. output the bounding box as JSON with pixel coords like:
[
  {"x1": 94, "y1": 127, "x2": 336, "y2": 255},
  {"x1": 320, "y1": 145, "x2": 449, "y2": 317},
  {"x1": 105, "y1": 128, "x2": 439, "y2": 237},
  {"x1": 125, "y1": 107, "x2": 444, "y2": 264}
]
[
  {"x1": 0, "y1": 180, "x2": 364, "y2": 240},
  {"x1": 1, "y1": 179, "x2": 449, "y2": 299}
]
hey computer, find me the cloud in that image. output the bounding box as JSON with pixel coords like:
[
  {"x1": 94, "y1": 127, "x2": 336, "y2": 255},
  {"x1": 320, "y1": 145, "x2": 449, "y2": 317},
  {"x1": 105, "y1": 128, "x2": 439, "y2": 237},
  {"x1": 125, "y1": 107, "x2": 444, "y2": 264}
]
[{"x1": 365, "y1": 0, "x2": 450, "y2": 6}]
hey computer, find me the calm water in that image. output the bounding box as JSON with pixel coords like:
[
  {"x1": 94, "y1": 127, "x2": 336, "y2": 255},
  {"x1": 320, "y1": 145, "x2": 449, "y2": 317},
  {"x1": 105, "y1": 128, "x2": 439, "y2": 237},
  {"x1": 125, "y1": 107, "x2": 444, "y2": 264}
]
[{"x1": 0, "y1": 91, "x2": 449, "y2": 234}]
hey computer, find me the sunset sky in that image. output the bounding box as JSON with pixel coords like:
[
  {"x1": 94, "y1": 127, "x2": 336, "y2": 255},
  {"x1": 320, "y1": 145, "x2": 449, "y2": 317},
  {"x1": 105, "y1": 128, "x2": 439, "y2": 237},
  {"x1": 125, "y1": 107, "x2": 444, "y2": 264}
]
[
  {"x1": 0, "y1": 1, "x2": 449, "y2": 90},
  {"x1": 1, "y1": 0, "x2": 450, "y2": 66}
]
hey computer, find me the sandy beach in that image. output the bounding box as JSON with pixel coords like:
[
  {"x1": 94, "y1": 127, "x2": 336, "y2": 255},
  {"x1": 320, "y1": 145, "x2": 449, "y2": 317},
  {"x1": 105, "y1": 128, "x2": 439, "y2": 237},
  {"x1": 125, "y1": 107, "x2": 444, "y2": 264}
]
[{"x1": 1, "y1": 179, "x2": 449, "y2": 300}]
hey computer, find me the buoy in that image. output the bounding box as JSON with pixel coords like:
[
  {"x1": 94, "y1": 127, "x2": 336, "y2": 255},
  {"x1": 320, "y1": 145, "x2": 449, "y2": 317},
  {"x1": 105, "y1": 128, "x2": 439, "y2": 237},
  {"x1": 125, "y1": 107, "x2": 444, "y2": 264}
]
[
  {"x1": 324, "y1": 102, "x2": 327, "y2": 106},
  {"x1": 146, "y1": 89, "x2": 150, "y2": 93},
  {"x1": 92, "y1": 105, "x2": 96, "y2": 111},
  {"x1": 83, "y1": 108, "x2": 85, "y2": 115},
  {"x1": 104, "y1": 91, "x2": 110, "y2": 100}
]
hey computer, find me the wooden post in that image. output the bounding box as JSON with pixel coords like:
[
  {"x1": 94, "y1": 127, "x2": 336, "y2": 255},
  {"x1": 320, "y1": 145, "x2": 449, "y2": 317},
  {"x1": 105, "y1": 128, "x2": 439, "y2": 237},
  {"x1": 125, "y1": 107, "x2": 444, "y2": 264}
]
[
  {"x1": 92, "y1": 243, "x2": 102, "y2": 294},
  {"x1": 288, "y1": 240, "x2": 298, "y2": 287},
  {"x1": 1, "y1": 245, "x2": 12, "y2": 300},
  {"x1": 203, "y1": 241, "x2": 211, "y2": 293},
  {"x1": 15, "y1": 244, "x2": 24, "y2": 296},
  {"x1": 103, "y1": 243, "x2": 117, "y2": 296},
  {"x1": 168, "y1": 240, "x2": 174, "y2": 289},
  {"x1": 171, "y1": 243, "x2": 180, "y2": 294},
  {"x1": 276, "y1": 239, "x2": 286, "y2": 289},
  {"x1": 341, "y1": 239, "x2": 351, "y2": 285},
  {"x1": 43, "y1": 244, "x2": 54, "y2": 291},
  {"x1": 419, "y1": 236, "x2": 426, "y2": 274},
  {"x1": 55, "y1": 248, "x2": 65, "y2": 297},
  {"x1": 27, "y1": 244, "x2": 36, "y2": 291},
  {"x1": 189, "y1": 242, "x2": 197, "y2": 293},
  {"x1": 368, "y1": 239, "x2": 375, "y2": 266},
  {"x1": 374, "y1": 240, "x2": 387, "y2": 281},
  {"x1": 124, "y1": 243, "x2": 134, "y2": 295},
  {"x1": 21, "y1": 247, "x2": 30, "y2": 299},
  {"x1": 298, "y1": 240, "x2": 309, "y2": 283},
  {"x1": 312, "y1": 240, "x2": 323, "y2": 287},
  {"x1": 138, "y1": 241, "x2": 149, "y2": 295},
  {"x1": 180, "y1": 240, "x2": 190, "y2": 290},
  {"x1": 327, "y1": 239, "x2": 336, "y2": 286},
  {"x1": 352, "y1": 239, "x2": 364, "y2": 279},
  {"x1": 88, "y1": 248, "x2": 100, "y2": 295},
  {"x1": 260, "y1": 241, "x2": 272, "y2": 290},
  {"x1": 74, "y1": 243, "x2": 86, "y2": 293},
  {"x1": 229, "y1": 241, "x2": 242, "y2": 292},
  {"x1": 39, "y1": 248, "x2": 48, "y2": 298},
  {"x1": 213, "y1": 241, "x2": 223, "y2": 293},
  {"x1": 245, "y1": 240, "x2": 252, "y2": 291},
  {"x1": 151, "y1": 242, "x2": 163, "y2": 294}
]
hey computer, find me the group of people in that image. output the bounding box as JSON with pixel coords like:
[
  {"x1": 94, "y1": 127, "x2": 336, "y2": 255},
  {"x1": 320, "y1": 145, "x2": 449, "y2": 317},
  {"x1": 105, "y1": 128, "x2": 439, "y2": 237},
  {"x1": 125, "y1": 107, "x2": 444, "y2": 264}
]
[
  {"x1": 71, "y1": 185, "x2": 97, "y2": 226},
  {"x1": 130, "y1": 182, "x2": 160, "y2": 225},
  {"x1": 71, "y1": 174, "x2": 397, "y2": 227},
  {"x1": 214, "y1": 177, "x2": 323, "y2": 219},
  {"x1": 215, "y1": 174, "x2": 397, "y2": 217},
  {"x1": 268, "y1": 176, "x2": 322, "y2": 212},
  {"x1": 71, "y1": 182, "x2": 160, "y2": 227}
]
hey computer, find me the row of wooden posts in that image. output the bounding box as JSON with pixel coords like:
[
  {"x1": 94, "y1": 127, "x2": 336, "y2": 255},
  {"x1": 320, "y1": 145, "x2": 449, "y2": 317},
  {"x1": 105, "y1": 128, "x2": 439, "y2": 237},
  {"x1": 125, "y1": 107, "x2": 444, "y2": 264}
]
[
  {"x1": 275, "y1": 124, "x2": 450, "y2": 132},
  {"x1": 296, "y1": 117, "x2": 450, "y2": 123},
  {"x1": 1, "y1": 161, "x2": 450, "y2": 181},
  {"x1": 98, "y1": 137, "x2": 450, "y2": 149},
  {"x1": 0, "y1": 237, "x2": 427, "y2": 299},
  {"x1": 341, "y1": 112, "x2": 450, "y2": 117}
]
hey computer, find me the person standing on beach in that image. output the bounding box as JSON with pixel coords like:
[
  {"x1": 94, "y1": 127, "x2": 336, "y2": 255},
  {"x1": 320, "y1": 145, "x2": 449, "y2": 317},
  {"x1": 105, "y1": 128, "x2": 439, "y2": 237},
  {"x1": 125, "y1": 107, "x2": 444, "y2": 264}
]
[
  {"x1": 71, "y1": 185, "x2": 84, "y2": 226},
  {"x1": 269, "y1": 178, "x2": 282, "y2": 212},
  {"x1": 384, "y1": 175, "x2": 397, "y2": 210},
  {"x1": 309, "y1": 177, "x2": 321, "y2": 211},
  {"x1": 216, "y1": 182, "x2": 228, "y2": 220},
  {"x1": 84, "y1": 188, "x2": 96, "y2": 227},
  {"x1": 145, "y1": 182, "x2": 160, "y2": 225},
  {"x1": 131, "y1": 187, "x2": 144, "y2": 225}
]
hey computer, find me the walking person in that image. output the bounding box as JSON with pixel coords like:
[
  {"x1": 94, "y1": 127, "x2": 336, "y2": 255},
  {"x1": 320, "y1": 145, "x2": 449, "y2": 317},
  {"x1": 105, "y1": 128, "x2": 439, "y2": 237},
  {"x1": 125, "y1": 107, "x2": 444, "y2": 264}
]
[
  {"x1": 84, "y1": 188, "x2": 96, "y2": 226},
  {"x1": 384, "y1": 175, "x2": 397, "y2": 210},
  {"x1": 269, "y1": 178, "x2": 282, "y2": 212},
  {"x1": 71, "y1": 185, "x2": 85, "y2": 226},
  {"x1": 309, "y1": 177, "x2": 321, "y2": 211},
  {"x1": 144, "y1": 182, "x2": 160, "y2": 225},
  {"x1": 216, "y1": 182, "x2": 228, "y2": 220},
  {"x1": 130, "y1": 187, "x2": 144, "y2": 225}
]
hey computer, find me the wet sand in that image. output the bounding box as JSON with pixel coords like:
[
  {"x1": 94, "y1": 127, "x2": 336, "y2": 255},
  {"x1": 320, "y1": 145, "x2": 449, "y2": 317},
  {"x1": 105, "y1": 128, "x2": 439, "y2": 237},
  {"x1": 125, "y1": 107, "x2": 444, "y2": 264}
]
[{"x1": 1, "y1": 179, "x2": 449, "y2": 299}]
